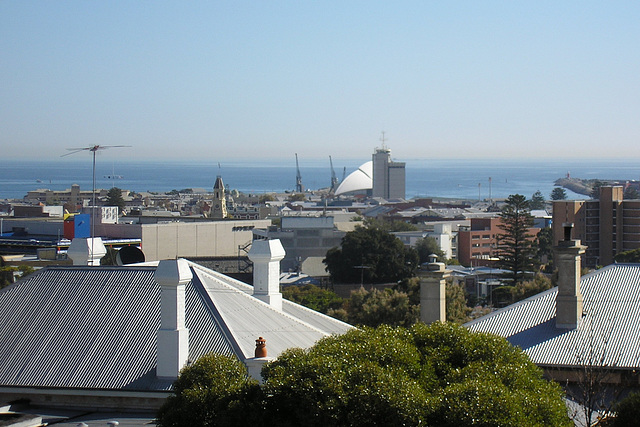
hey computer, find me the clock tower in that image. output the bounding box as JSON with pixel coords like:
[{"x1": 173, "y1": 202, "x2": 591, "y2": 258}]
[{"x1": 212, "y1": 175, "x2": 228, "y2": 219}]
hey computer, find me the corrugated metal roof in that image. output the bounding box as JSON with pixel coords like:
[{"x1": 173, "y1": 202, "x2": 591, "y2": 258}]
[
  {"x1": 0, "y1": 266, "x2": 164, "y2": 390},
  {"x1": 0, "y1": 261, "x2": 352, "y2": 392},
  {"x1": 191, "y1": 264, "x2": 352, "y2": 359},
  {"x1": 189, "y1": 263, "x2": 352, "y2": 337},
  {"x1": 466, "y1": 264, "x2": 640, "y2": 369}
]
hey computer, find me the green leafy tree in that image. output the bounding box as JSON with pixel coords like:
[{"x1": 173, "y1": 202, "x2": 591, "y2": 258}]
[
  {"x1": 395, "y1": 277, "x2": 471, "y2": 324},
  {"x1": 257, "y1": 323, "x2": 570, "y2": 426},
  {"x1": 415, "y1": 236, "x2": 445, "y2": 263},
  {"x1": 158, "y1": 326, "x2": 570, "y2": 426},
  {"x1": 513, "y1": 273, "x2": 553, "y2": 301},
  {"x1": 0, "y1": 265, "x2": 34, "y2": 290},
  {"x1": 536, "y1": 227, "x2": 554, "y2": 269},
  {"x1": 496, "y1": 194, "x2": 536, "y2": 284},
  {"x1": 529, "y1": 190, "x2": 546, "y2": 210},
  {"x1": 551, "y1": 187, "x2": 567, "y2": 200},
  {"x1": 614, "y1": 392, "x2": 640, "y2": 426},
  {"x1": 105, "y1": 187, "x2": 126, "y2": 214},
  {"x1": 334, "y1": 287, "x2": 419, "y2": 328},
  {"x1": 281, "y1": 284, "x2": 343, "y2": 313},
  {"x1": 446, "y1": 282, "x2": 472, "y2": 323},
  {"x1": 324, "y1": 226, "x2": 418, "y2": 284},
  {"x1": 259, "y1": 193, "x2": 276, "y2": 203},
  {"x1": 155, "y1": 353, "x2": 259, "y2": 427},
  {"x1": 363, "y1": 217, "x2": 418, "y2": 232},
  {"x1": 490, "y1": 274, "x2": 553, "y2": 307},
  {"x1": 615, "y1": 248, "x2": 640, "y2": 263},
  {"x1": 288, "y1": 193, "x2": 306, "y2": 202}
]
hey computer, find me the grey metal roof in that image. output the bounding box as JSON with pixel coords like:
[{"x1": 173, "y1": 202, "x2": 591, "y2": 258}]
[
  {"x1": 190, "y1": 263, "x2": 352, "y2": 358},
  {"x1": 0, "y1": 261, "x2": 352, "y2": 392},
  {"x1": 466, "y1": 264, "x2": 640, "y2": 369}
]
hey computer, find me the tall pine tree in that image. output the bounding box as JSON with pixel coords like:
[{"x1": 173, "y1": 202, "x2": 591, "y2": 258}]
[
  {"x1": 105, "y1": 187, "x2": 126, "y2": 214},
  {"x1": 496, "y1": 194, "x2": 535, "y2": 284}
]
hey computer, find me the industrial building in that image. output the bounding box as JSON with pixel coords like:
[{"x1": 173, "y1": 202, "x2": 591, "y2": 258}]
[{"x1": 252, "y1": 215, "x2": 356, "y2": 276}]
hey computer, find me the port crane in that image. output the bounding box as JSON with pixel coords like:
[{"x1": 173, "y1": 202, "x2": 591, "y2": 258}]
[
  {"x1": 295, "y1": 153, "x2": 304, "y2": 193},
  {"x1": 329, "y1": 156, "x2": 339, "y2": 193}
]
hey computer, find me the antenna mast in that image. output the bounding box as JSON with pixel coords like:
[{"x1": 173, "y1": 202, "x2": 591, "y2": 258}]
[
  {"x1": 379, "y1": 131, "x2": 388, "y2": 149},
  {"x1": 62, "y1": 144, "x2": 130, "y2": 263}
]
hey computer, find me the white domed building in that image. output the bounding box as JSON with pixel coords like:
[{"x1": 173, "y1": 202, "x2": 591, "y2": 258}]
[{"x1": 334, "y1": 161, "x2": 373, "y2": 196}]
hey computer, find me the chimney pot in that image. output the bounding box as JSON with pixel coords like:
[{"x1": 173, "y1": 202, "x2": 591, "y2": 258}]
[
  {"x1": 562, "y1": 222, "x2": 574, "y2": 241},
  {"x1": 255, "y1": 337, "x2": 267, "y2": 358}
]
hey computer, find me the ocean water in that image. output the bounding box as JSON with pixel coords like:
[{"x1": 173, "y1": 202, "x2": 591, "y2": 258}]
[{"x1": 1, "y1": 158, "x2": 639, "y2": 202}]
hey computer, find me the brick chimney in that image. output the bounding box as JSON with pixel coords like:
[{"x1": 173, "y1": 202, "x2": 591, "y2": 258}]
[
  {"x1": 554, "y1": 223, "x2": 586, "y2": 329},
  {"x1": 248, "y1": 239, "x2": 285, "y2": 311},
  {"x1": 154, "y1": 259, "x2": 192, "y2": 378},
  {"x1": 419, "y1": 258, "x2": 448, "y2": 324}
]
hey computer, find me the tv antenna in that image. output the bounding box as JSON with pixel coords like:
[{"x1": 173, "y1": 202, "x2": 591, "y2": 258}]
[{"x1": 62, "y1": 145, "x2": 131, "y2": 263}]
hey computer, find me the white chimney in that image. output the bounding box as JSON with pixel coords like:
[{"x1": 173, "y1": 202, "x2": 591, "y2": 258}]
[
  {"x1": 419, "y1": 261, "x2": 448, "y2": 324},
  {"x1": 555, "y1": 223, "x2": 586, "y2": 329},
  {"x1": 155, "y1": 259, "x2": 192, "y2": 379},
  {"x1": 248, "y1": 239, "x2": 285, "y2": 311},
  {"x1": 67, "y1": 237, "x2": 107, "y2": 266}
]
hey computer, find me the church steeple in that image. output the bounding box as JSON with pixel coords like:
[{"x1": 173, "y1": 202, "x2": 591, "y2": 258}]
[{"x1": 212, "y1": 175, "x2": 228, "y2": 219}]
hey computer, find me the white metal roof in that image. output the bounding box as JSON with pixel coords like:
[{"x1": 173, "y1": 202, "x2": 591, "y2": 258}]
[{"x1": 466, "y1": 264, "x2": 640, "y2": 369}]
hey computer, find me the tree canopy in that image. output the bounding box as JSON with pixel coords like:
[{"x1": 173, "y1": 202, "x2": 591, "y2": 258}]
[
  {"x1": 156, "y1": 353, "x2": 259, "y2": 427},
  {"x1": 324, "y1": 226, "x2": 418, "y2": 284},
  {"x1": 529, "y1": 190, "x2": 546, "y2": 210},
  {"x1": 495, "y1": 194, "x2": 536, "y2": 284},
  {"x1": 105, "y1": 187, "x2": 126, "y2": 214},
  {"x1": 613, "y1": 391, "x2": 640, "y2": 426},
  {"x1": 329, "y1": 287, "x2": 419, "y2": 328},
  {"x1": 363, "y1": 217, "x2": 418, "y2": 232},
  {"x1": 550, "y1": 187, "x2": 567, "y2": 201},
  {"x1": 281, "y1": 284, "x2": 343, "y2": 313},
  {"x1": 415, "y1": 236, "x2": 445, "y2": 263},
  {"x1": 536, "y1": 227, "x2": 554, "y2": 270},
  {"x1": 614, "y1": 248, "x2": 640, "y2": 263},
  {"x1": 324, "y1": 277, "x2": 471, "y2": 327},
  {"x1": 157, "y1": 324, "x2": 571, "y2": 426}
]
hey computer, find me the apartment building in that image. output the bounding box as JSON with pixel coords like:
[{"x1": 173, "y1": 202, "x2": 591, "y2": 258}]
[
  {"x1": 552, "y1": 186, "x2": 640, "y2": 267},
  {"x1": 458, "y1": 217, "x2": 540, "y2": 267}
]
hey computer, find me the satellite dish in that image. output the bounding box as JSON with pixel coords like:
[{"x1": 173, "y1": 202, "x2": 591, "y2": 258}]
[{"x1": 116, "y1": 246, "x2": 146, "y2": 265}]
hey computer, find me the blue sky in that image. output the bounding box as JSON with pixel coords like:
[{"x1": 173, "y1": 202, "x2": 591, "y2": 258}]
[{"x1": 1, "y1": 1, "x2": 639, "y2": 161}]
